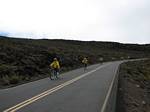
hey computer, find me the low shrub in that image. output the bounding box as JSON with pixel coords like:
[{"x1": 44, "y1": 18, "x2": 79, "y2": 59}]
[{"x1": 9, "y1": 75, "x2": 20, "y2": 84}]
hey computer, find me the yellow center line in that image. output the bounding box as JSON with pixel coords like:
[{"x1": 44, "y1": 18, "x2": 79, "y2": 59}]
[{"x1": 4, "y1": 64, "x2": 108, "y2": 112}]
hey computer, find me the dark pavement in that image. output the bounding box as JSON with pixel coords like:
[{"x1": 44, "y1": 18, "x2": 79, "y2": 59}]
[{"x1": 0, "y1": 61, "x2": 122, "y2": 112}]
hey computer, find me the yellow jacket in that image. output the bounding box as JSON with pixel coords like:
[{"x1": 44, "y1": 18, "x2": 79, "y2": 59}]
[
  {"x1": 50, "y1": 60, "x2": 60, "y2": 69},
  {"x1": 82, "y1": 59, "x2": 88, "y2": 64}
]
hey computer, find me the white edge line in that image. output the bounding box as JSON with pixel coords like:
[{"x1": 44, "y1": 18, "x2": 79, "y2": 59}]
[
  {"x1": 100, "y1": 64, "x2": 120, "y2": 112},
  {"x1": 3, "y1": 64, "x2": 109, "y2": 112}
]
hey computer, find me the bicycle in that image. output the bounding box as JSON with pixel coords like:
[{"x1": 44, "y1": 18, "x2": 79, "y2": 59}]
[
  {"x1": 83, "y1": 63, "x2": 87, "y2": 71},
  {"x1": 49, "y1": 68, "x2": 59, "y2": 80}
]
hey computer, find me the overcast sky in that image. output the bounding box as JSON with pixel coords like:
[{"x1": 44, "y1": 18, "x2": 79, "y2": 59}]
[{"x1": 0, "y1": 0, "x2": 150, "y2": 44}]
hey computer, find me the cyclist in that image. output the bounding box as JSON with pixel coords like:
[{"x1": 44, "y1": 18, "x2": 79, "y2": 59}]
[
  {"x1": 82, "y1": 57, "x2": 88, "y2": 71},
  {"x1": 99, "y1": 57, "x2": 103, "y2": 64},
  {"x1": 50, "y1": 58, "x2": 60, "y2": 80}
]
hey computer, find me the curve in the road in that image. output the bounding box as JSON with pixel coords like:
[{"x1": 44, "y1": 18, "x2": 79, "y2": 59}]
[{"x1": 4, "y1": 64, "x2": 109, "y2": 112}]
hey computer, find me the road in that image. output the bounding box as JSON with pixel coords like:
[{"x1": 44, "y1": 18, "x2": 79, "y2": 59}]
[{"x1": 0, "y1": 61, "x2": 122, "y2": 112}]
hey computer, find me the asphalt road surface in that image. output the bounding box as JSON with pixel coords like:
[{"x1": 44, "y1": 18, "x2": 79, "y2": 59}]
[{"x1": 0, "y1": 61, "x2": 122, "y2": 112}]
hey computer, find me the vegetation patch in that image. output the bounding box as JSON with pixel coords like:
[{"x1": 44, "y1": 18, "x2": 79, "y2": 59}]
[{"x1": 0, "y1": 36, "x2": 150, "y2": 88}]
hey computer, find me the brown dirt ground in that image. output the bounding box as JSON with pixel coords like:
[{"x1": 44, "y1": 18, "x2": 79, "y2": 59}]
[{"x1": 116, "y1": 60, "x2": 150, "y2": 112}]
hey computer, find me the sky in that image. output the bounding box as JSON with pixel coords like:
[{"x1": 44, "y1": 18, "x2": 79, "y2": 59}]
[{"x1": 0, "y1": 0, "x2": 150, "y2": 44}]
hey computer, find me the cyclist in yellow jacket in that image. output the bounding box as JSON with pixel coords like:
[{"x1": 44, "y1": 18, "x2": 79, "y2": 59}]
[
  {"x1": 50, "y1": 58, "x2": 60, "y2": 80},
  {"x1": 82, "y1": 57, "x2": 88, "y2": 71}
]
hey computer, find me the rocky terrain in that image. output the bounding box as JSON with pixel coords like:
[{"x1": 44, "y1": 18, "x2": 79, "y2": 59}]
[{"x1": 116, "y1": 60, "x2": 150, "y2": 112}]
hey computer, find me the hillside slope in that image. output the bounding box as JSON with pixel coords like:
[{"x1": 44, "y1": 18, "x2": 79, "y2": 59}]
[{"x1": 0, "y1": 36, "x2": 150, "y2": 88}]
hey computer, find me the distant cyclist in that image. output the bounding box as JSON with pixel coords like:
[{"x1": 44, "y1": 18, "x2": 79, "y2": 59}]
[
  {"x1": 50, "y1": 58, "x2": 60, "y2": 80},
  {"x1": 82, "y1": 57, "x2": 88, "y2": 71},
  {"x1": 99, "y1": 57, "x2": 103, "y2": 64}
]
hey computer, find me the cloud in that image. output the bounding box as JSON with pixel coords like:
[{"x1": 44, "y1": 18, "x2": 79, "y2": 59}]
[{"x1": 0, "y1": 0, "x2": 150, "y2": 43}]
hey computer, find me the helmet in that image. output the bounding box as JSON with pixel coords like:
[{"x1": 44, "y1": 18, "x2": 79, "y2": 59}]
[{"x1": 54, "y1": 58, "x2": 57, "y2": 61}]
